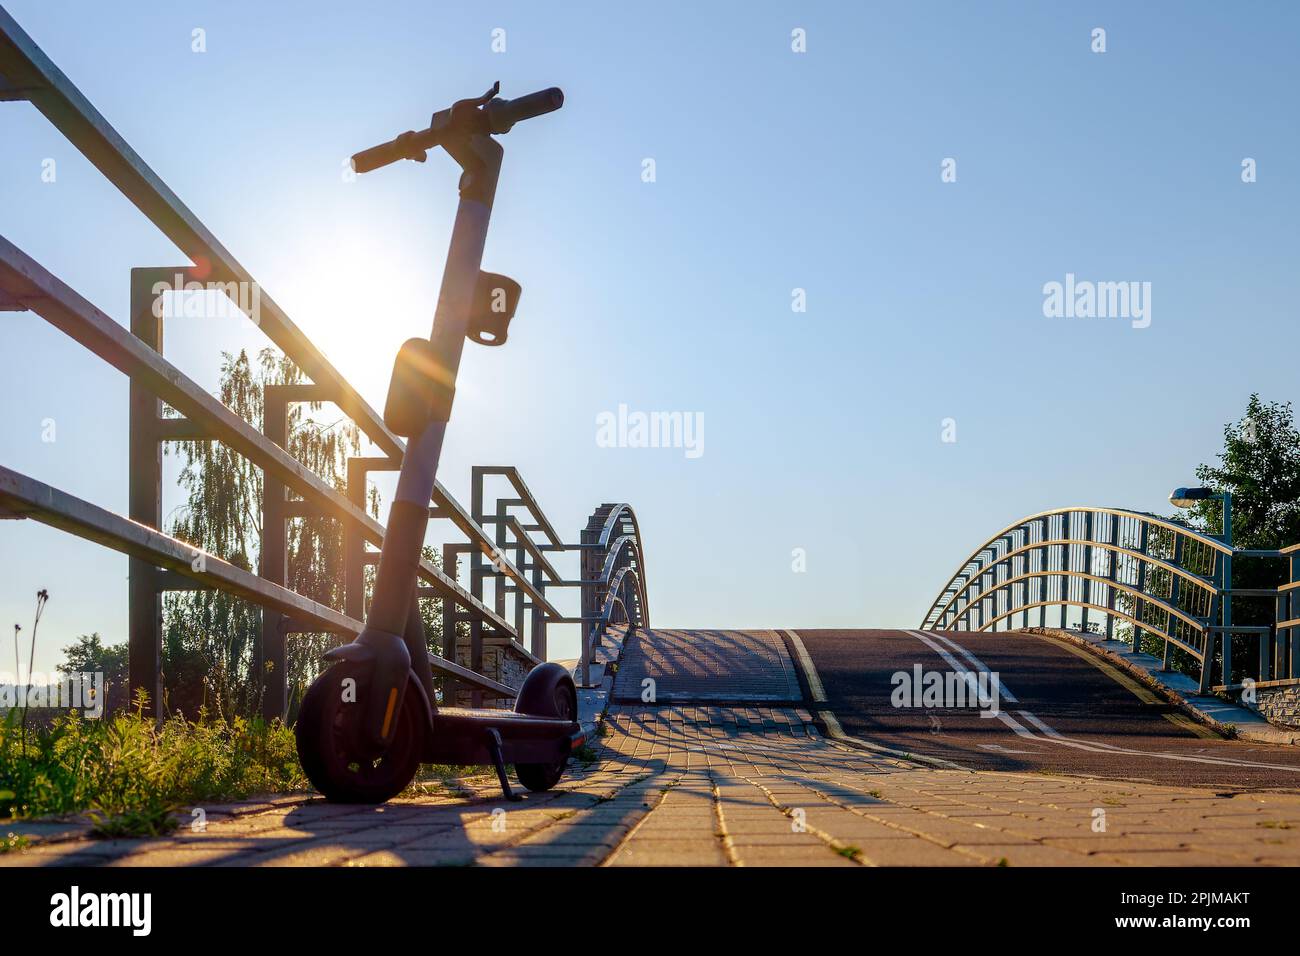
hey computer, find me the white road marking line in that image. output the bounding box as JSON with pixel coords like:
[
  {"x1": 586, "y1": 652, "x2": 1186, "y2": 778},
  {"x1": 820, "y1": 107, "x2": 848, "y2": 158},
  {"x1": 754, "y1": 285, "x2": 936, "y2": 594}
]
[
  {"x1": 925, "y1": 630, "x2": 1020, "y2": 703},
  {"x1": 904, "y1": 630, "x2": 1018, "y2": 704},
  {"x1": 994, "y1": 710, "x2": 1038, "y2": 739},
  {"x1": 779, "y1": 633, "x2": 968, "y2": 769},
  {"x1": 977, "y1": 743, "x2": 1041, "y2": 755},
  {"x1": 817, "y1": 710, "x2": 969, "y2": 770},
  {"x1": 1013, "y1": 708, "x2": 1300, "y2": 773},
  {"x1": 922, "y1": 632, "x2": 1300, "y2": 774},
  {"x1": 1016, "y1": 710, "x2": 1062, "y2": 737}
]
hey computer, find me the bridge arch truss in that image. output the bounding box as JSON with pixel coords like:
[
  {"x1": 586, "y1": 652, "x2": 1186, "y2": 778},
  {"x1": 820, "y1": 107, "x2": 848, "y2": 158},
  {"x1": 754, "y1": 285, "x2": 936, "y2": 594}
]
[{"x1": 919, "y1": 507, "x2": 1247, "y2": 691}]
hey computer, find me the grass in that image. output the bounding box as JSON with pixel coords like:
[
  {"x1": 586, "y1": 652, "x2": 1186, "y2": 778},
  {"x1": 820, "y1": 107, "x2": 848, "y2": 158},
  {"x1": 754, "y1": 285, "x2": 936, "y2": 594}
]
[
  {"x1": 0, "y1": 698, "x2": 307, "y2": 837},
  {"x1": 573, "y1": 744, "x2": 599, "y2": 767},
  {"x1": 0, "y1": 694, "x2": 579, "y2": 840}
]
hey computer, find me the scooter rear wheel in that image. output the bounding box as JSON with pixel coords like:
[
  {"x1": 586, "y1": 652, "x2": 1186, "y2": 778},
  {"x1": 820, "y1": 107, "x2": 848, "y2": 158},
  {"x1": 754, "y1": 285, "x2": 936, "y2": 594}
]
[
  {"x1": 514, "y1": 663, "x2": 578, "y2": 793},
  {"x1": 295, "y1": 662, "x2": 424, "y2": 803}
]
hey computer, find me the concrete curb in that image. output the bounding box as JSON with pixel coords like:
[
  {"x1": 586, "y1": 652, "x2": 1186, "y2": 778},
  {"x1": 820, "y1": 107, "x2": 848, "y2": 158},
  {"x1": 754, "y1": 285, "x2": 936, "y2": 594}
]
[{"x1": 1022, "y1": 627, "x2": 1300, "y2": 747}]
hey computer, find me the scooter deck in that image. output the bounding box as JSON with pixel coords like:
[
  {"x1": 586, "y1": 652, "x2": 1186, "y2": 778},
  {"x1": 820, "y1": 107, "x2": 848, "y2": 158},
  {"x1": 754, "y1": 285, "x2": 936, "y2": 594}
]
[{"x1": 426, "y1": 707, "x2": 584, "y2": 766}]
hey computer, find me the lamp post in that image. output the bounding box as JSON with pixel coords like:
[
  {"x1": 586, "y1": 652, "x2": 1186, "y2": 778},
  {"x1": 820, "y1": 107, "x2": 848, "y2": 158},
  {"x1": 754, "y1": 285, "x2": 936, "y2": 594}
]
[{"x1": 1169, "y1": 487, "x2": 1233, "y2": 690}]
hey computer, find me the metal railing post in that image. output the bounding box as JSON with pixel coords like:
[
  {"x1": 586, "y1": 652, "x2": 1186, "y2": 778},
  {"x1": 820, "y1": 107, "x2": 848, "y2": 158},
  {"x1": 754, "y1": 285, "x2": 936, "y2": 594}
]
[
  {"x1": 1133, "y1": 520, "x2": 1149, "y2": 653},
  {"x1": 1081, "y1": 511, "x2": 1093, "y2": 633},
  {"x1": 1165, "y1": 535, "x2": 1184, "y2": 672},
  {"x1": 1060, "y1": 513, "x2": 1071, "y2": 630},
  {"x1": 579, "y1": 523, "x2": 597, "y2": 686},
  {"x1": 441, "y1": 542, "x2": 471, "y2": 703},
  {"x1": 126, "y1": 267, "x2": 176, "y2": 719},
  {"x1": 1104, "y1": 513, "x2": 1118, "y2": 639},
  {"x1": 1037, "y1": 519, "x2": 1048, "y2": 628},
  {"x1": 530, "y1": 550, "x2": 546, "y2": 659},
  {"x1": 513, "y1": 531, "x2": 526, "y2": 639},
  {"x1": 259, "y1": 385, "x2": 290, "y2": 722},
  {"x1": 343, "y1": 458, "x2": 367, "y2": 622},
  {"x1": 1290, "y1": 550, "x2": 1300, "y2": 678},
  {"x1": 343, "y1": 456, "x2": 397, "y2": 623},
  {"x1": 469, "y1": 474, "x2": 486, "y2": 707}
]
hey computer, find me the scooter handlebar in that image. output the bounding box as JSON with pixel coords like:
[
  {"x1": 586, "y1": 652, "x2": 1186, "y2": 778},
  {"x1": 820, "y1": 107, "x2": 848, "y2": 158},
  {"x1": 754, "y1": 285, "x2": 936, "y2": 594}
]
[
  {"x1": 351, "y1": 86, "x2": 563, "y2": 173},
  {"x1": 487, "y1": 87, "x2": 564, "y2": 133},
  {"x1": 351, "y1": 128, "x2": 439, "y2": 174}
]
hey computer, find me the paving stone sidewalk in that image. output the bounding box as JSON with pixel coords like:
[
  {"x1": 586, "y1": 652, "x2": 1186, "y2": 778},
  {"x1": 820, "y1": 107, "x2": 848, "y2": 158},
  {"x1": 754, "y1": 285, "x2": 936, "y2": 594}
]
[{"x1": 6, "y1": 703, "x2": 1300, "y2": 867}]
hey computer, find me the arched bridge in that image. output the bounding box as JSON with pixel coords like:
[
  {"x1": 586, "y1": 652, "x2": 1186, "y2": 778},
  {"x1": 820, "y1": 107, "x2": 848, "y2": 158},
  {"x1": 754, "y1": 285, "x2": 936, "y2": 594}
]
[{"x1": 919, "y1": 506, "x2": 1300, "y2": 694}]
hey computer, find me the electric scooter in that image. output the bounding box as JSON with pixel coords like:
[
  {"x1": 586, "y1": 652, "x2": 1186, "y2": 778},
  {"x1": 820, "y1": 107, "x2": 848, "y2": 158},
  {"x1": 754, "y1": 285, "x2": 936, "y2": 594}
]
[{"x1": 294, "y1": 82, "x2": 582, "y2": 803}]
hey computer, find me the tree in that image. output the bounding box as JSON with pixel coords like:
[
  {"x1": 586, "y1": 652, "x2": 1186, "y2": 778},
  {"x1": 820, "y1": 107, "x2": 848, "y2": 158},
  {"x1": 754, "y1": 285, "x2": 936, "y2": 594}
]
[
  {"x1": 152, "y1": 347, "x2": 463, "y2": 720},
  {"x1": 1186, "y1": 395, "x2": 1300, "y2": 551},
  {"x1": 57, "y1": 633, "x2": 129, "y2": 714},
  {"x1": 1184, "y1": 395, "x2": 1300, "y2": 681}
]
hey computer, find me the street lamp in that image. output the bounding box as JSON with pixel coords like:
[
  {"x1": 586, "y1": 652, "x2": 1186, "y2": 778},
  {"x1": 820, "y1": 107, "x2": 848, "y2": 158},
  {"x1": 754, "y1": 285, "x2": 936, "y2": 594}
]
[
  {"x1": 1168, "y1": 486, "x2": 1231, "y2": 546},
  {"x1": 1169, "y1": 486, "x2": 1234, "y2": 689}
]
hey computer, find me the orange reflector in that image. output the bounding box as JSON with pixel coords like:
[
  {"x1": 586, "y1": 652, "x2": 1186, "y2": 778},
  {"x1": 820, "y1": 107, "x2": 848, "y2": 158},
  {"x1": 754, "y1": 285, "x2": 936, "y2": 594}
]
[{"x1": 380, "y1": 687, "x2": 399, "y2": 738}]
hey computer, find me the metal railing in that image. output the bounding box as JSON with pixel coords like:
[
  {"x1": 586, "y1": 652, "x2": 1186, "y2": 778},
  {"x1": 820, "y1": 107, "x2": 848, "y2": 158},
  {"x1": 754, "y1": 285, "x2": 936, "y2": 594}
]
[
  {"x1": 0, "y1": 8, "x2": 648, "y2": 717},
  {"x1": 1276, "y1": 543, "x2": 1300, "y2": 689},
  {"x1": 919, "y1": 506, "x2": 1295, "y2": 693},
  {"x1": 575, "y1": 504, "x2": 648, "y2": 686}
]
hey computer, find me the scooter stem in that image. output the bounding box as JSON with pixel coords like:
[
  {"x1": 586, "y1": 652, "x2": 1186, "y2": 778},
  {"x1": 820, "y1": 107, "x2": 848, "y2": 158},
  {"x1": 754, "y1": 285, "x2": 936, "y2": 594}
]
[{"x1": 357, "y1": 132, "x2": 504, "y2": 747}]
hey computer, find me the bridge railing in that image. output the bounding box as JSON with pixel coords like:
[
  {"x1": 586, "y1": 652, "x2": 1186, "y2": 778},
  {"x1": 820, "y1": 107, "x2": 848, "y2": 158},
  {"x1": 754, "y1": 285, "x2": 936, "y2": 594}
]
[
  {"x1": 1276, "y1": 544, "x2": 1300, "y2": 689},
  {"x1": 920, "y1": 506, "x2": 1294, "y2": 693},
  {"x1": 575, "y1": 504, "x2": 648, "y2": 686},
  {"x1": 0, "y1": 9, "x2": 648, "y2": 717}
]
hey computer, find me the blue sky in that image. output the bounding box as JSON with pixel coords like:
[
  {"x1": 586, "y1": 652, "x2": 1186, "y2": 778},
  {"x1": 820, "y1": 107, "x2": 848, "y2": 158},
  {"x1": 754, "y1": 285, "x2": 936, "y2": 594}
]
[{"x1": 2, "y1": 1, "x2": 1298, "y2": 674}]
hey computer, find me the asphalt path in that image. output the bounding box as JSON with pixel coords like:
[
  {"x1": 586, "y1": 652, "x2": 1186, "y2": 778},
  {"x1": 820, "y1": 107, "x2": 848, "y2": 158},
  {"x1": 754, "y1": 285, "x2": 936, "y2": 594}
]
[{"x1": 794, "y1": 628, "x2": 1300, "y2": 791}]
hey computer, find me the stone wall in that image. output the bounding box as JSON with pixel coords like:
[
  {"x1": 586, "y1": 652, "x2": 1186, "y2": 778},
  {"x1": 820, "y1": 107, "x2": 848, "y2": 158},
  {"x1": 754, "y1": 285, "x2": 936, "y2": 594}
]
[
  {"x1": 1253, "y1": 683, "x2": 1300, "y2": 729},
  {"x1": 452, "y1": 640, "x2": 534, "y2": 709}
]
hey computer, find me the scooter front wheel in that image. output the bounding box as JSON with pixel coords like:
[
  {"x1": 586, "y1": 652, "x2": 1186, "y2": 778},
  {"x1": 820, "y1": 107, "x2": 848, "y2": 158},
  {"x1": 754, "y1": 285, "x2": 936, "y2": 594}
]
[
  {"x1": 514, "y1": 662, "x2": 579, "y2": 793},
  {"x1": 295, "y1": 662, "x2": 424, "y2": 803}
]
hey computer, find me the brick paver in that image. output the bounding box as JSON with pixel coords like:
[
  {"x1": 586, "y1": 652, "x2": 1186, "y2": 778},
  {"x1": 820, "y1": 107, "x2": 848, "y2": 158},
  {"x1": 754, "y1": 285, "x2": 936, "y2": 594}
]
[
  {"x1": 6, "y1": 703, "x2": 1300, "y2": 866},
  {"x1": 6, "y1": 624, "x2": 1300, "y2": 867}
]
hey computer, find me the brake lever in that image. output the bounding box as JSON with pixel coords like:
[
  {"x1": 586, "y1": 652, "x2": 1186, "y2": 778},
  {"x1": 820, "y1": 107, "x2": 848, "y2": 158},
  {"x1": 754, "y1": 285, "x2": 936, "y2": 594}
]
[{"x1": 449, "y1": 81, "x2": 501, "y2": 125}]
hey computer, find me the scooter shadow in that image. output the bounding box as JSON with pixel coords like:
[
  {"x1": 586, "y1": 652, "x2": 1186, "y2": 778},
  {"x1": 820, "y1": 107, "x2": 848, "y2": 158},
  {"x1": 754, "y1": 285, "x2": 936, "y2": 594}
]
[{"x1": 255, "y1": 787, "x2": 542, "y2": 867}]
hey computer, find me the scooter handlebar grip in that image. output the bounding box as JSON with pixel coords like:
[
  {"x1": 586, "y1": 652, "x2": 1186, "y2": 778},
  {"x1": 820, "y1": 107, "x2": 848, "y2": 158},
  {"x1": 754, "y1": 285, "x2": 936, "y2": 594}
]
[
  {"x1": 350, "y1": 129, "x2": 432, "y2": 174},
  {"x1": 489, "y1": 87, "x2": 564, "y2": 133}
]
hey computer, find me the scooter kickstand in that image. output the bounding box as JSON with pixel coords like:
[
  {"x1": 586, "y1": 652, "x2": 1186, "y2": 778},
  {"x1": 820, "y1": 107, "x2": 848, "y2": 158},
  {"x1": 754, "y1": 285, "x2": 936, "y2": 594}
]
[{"x1": 486, "y1": 728, "x2": 522, "y2": 801}]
